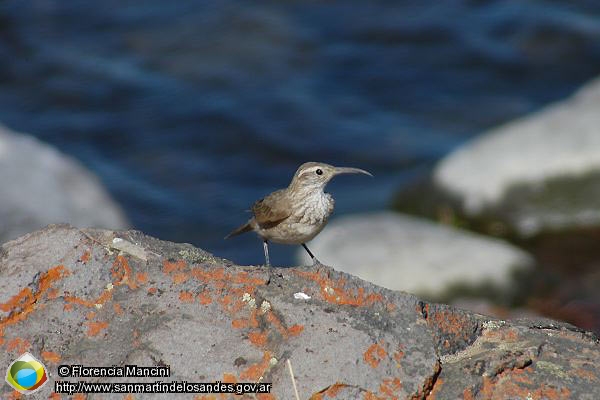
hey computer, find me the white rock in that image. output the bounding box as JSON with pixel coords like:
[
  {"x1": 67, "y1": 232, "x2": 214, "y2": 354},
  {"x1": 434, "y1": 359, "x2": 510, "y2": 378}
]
[
  {"x1": 0, "y1": 124, "x2": 129, "y2": 243},
  {"x1": 297, "y1": 212, "x2": 534, "y2": 298},
  {"x1": 433, "y1": 76, "x2": 600, "y2": 235},
  {"x1": 293, "y1": 292, "x2": 311, "y2": 300}
]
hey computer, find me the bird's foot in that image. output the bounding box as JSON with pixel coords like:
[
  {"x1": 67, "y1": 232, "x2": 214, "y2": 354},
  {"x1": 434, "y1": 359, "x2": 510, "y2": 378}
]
[{"x1": 262, "y1": 264, "x2": 272, "y2": 285}]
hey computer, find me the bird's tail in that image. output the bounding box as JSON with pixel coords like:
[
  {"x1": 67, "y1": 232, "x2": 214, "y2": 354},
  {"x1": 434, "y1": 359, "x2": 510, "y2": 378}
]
[{"x1": 225, "y1": 222, "x2": 253, "y2": 239}]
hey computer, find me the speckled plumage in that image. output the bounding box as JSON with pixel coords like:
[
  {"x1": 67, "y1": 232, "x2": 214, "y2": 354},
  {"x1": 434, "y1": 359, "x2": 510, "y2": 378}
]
[{"x1": 226, "y1": 162, "x2": 371, "y2": 266}]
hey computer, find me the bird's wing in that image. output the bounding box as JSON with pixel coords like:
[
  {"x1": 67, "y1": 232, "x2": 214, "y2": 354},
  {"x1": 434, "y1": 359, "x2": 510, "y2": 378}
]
[{"x1": 252, "y1": 189, "x2": 291, "y2": 229}]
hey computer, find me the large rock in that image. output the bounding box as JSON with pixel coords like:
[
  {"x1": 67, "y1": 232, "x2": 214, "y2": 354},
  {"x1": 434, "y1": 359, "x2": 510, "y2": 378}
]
[
  {"x1": 433, "y1": 76, "x2": 600, "y2": 237},
  {"x1": 0, "y1": 125, "x2": 129, "y2": 244},
  {"x1": 297, "y1": 212, "x2": 534, "y2": 302},
  {"x1": 2, "y1": 225, "x2": 597, "y2": 399}
]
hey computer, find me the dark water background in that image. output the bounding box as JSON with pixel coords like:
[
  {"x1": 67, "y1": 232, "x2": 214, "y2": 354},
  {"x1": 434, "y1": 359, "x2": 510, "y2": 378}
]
[{"x1": 1, "y1": 0, "x2": 600, "y2": 265}]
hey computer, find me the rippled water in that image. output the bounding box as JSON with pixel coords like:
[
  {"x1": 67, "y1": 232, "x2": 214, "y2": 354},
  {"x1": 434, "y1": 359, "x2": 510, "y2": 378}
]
[{"x1": 0, "y1": 0, "x2": 599, "y2": 265}]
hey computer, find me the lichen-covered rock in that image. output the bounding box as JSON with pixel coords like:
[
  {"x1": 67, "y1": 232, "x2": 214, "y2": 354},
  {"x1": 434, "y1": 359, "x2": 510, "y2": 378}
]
[
  {"x1": 1, "y1": 225, "x2": 598, "y2": 399},
  {"x1": 0, "y1": 125, "x2": 129, "y2": 244}
]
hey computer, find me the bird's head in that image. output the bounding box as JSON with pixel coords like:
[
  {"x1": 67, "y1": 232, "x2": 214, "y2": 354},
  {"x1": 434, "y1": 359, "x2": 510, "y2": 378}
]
[{"x1": 289, "y1": 162, "x2": 372, "y2": 193}]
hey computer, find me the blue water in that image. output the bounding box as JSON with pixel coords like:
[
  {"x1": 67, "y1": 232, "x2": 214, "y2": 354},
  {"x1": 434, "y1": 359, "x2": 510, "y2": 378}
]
[{"x1": 0, "y1": 0, "x2": 599, "y2": 265}]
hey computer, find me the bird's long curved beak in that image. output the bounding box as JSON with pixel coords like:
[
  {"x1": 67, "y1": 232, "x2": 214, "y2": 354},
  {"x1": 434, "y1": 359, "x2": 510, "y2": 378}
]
[{"x1": 333, "y1": 167, "x2": 373, "y2": 177}]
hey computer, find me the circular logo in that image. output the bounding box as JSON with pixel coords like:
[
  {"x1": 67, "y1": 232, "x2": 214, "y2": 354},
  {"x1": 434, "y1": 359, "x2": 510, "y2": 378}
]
[{"x1": 5, "y1": 352, "x2": 49, "y2": 394}]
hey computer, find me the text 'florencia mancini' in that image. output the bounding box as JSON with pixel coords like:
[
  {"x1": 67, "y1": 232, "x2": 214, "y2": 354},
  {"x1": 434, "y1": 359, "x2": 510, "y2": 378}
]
[{"x1": 59, "y1": 365, "x2": 171, "y2": 378}]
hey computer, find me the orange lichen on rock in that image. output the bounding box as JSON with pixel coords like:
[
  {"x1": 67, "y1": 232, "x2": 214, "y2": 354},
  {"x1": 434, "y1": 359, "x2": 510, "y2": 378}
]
[
  {"x1": 287, "y1": 324, "x2": 304, "y2": 336},
  {"x1": 111, "y1": 255, "x2": 137, "y2": 289},
  {"x1": 379, "y1": 377, "x2": 402, "y2": 398},
  {"x1": 231, "y1": 319, "x2": 248, "y2": 329},
  {"x1": 64, "y1": 288, "x2": 113, "y2": 309},
  {"x1": 72, "y1": 394, "x2": 86, "y2": 400},
  {"x1": 248, "y1": 330, "x2": 268, "y2": 346},
  {"x1": 364, "y1": 342, "x2": 387, "y2": 368},
  {"x1": 163, "y1": 259, "x2": 187, "y2": 274},
  {"x1": 136, "y1": 272, "x2": 148, "y2": 284},
  {"x1": 190, "y1": 267, "x2": 266, "y2": 287},
  {"x1": 79, "y1": 250, "x2": 91, "y2": 264},
  {"x1": 0, "y1": 287, "x2": 34, "y2": 314},
  {"x1": 393, "y1": 346, "x2": 404, "y2": 365},
  {"x1": 42, "y1": 351, "x2": 61, "y2": 364},
  {"x1": 295, "y1": 270, "x2": 383, "y2": 307},
  {"x1": 48, "y1": 392, "x2": 61, "y2": 400},
  {"x1": 364, "y1": 391, "x2": 385, "y2": 400},
  {"x1": 222, "y1": 373, "x2": 237, "y2": 383},
  {"x1": 0, "y1": 266, "x2": 69, "y2": 331},
  {"x1": 86, "y1": 321, "x2": 109, "y2": 337},
  {"x1": 310, "y1": 382, "x2": 351, "y2": 399},
  {"x1": 172, "y1": 272, "x2": 189, "y2": 285},
  {"x1": 7, "y1": 390, "x2": 23, "y2": 400},
  {"x1": 240, "y1": 351, "x2": 272, "y2": 381},
  {"x1": 230, "y1": 271, "x2": 267, "y2": 286},
  {"x1": 190, "y1": 268, "x2": 226, "y2": 290},
  {"x1": 463, "y1": 388, "x2": 475, "y2": 400},
  {"x1": 483, "y1": 326, "x2": 519, "y2": 342},
  {"x1": 574, "y1": 367, "x2": 598, "y2": 382},
  {"x1": 322, "y1": 382, "x2": 347, "y2": 397},
  {"x1": 265, "y1": 311, "x2": 288, "y2": 336},
  {"x1": 218, "y1": 294, "x2": 232, "y2": 308},
  {"x1": 256, "y1": 394, "x2": 276, "y2": 400},
  {"x1": 429, "y1": 309, "x2": 472, "y2": 341},
  {"x1": 198, "y1": 290, "x2": 212, "y2": 305},
  {"x1": 6, "y1": 337, "x2": 31, "y2": 354},
  {"x1": 123, "y1": 395, "x2": 135, "y2": 400},
  {"x1": 179, "y1": 291, "x2": 195, "y2": 303},
  {"x1": 480, "y1": 369, "x2": 571, "y2": 400},
  {"x1": 47, "y1": 288, "x2": 60, "y2": 300},
  {"x1": 424, "y1": 377, "x2": 443, "y2": 399},
  {"x1": 113, "y1": 303, "x2": 124, "y2": 315},
  {"x1": 218, "y1": 294, "x2": 244, "y2": 314},
  {"x1": 132, "y1": 329, "x2": 141, "y2": 348}
]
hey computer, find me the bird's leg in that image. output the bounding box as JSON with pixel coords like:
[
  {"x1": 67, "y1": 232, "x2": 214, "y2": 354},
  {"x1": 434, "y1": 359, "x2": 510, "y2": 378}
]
[
  {"x1": 263, "y1": 240, "x2": 271, "y2": 267},
  {"x1": 302, "y1": 243, "x2": 320, "y2": 266},
  {"x1": 263, "y1": 240, "x2": 272, "y2": 285}
]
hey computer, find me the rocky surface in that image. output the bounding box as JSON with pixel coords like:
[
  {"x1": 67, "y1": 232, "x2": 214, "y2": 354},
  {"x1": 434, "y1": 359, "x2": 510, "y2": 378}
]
[
  {"x1": 0, "y1": 125, "x2": 129, "y2": 244},
  {"x1": 1, "y1": 225, "x2": 598, "y2": 399},
  {"x1": 432, "y1": 76, "x2": 600, "y2": 238},
  {"x1": 297, "y1": 212, "x2": 534, "y2": 302}
]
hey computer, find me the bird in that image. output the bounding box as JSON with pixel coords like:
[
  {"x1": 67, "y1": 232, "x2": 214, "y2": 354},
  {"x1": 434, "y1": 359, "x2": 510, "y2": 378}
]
[{"x1": 226, "y1": 162, "x2": 372, "y2": 267}]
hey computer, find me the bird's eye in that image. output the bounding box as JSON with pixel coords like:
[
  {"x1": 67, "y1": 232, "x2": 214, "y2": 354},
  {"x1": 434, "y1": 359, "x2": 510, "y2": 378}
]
[{"x1": 316, "y1": 169, "x2": 323, "y2": 175}]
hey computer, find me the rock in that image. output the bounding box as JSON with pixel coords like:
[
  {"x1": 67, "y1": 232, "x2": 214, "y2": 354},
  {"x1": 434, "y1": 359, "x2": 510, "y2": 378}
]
[
  {"x1": 296, "y1": 212, "x2": 534, "y2": 302},
  {"x1": 4, "y1": 225, "x2": 596, "y2": 399},
  {"x1": 433, "y1": 76, "x2": 600, "y2": 237},
  {"x1": 0, "y1": 125, "x2": 129, "y2": 244}
]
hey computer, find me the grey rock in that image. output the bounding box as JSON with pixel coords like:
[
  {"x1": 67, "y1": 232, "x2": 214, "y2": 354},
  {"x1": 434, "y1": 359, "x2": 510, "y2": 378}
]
[
  {"x1": 1, "y1": 225, "x2": 598, "y2": 399},
  {"x1": 0, "y1": 125, "x2": 129, "y2": 244},
  {"x1": 296, "y1": 212, "x2": 534, "y2": 301},
  {"x1": 433, "y1": 76, "x2": 600, "y2": 237}
]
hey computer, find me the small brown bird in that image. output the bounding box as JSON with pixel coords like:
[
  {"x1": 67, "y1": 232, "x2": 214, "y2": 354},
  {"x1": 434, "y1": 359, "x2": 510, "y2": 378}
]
[{"x1": 226, "y1": 162, "x2": 372, "y2": 266}]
